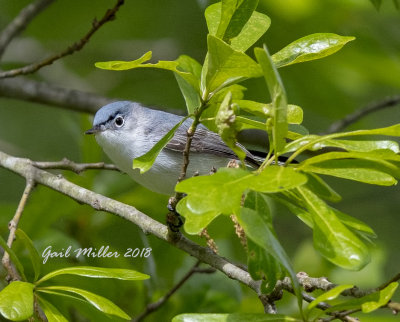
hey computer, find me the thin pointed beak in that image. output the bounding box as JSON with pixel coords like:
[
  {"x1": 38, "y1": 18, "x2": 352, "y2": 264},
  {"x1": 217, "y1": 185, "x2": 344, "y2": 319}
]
[{"x1": 85, "y1": 124, "x2": 102, "y2": 135}]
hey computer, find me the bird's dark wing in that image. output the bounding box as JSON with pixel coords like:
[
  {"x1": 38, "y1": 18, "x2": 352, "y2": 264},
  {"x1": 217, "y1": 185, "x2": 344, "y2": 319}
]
[{"x1": 165, "y1": 122, "x2": 262, "y2": 167}]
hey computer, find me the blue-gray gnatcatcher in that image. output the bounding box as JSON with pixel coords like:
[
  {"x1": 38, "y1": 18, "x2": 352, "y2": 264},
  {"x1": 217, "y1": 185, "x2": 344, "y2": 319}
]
[{"x1": 86, "y1": 101, "x2": 262, "y2": 195}]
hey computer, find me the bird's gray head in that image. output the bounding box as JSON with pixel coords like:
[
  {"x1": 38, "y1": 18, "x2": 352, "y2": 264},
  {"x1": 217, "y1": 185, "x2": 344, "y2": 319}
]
[{"x1": 85, "y1": 101, "x2": 135, "y2": 135}]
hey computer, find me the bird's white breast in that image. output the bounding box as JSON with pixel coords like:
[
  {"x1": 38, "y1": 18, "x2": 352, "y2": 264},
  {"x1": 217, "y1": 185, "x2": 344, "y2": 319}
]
[{"x1": 95, "y1": 131, "x2": 230, "y2": 195}]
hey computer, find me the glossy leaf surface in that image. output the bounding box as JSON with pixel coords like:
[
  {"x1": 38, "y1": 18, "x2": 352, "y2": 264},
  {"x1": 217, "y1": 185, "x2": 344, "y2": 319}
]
[
  {"x1": 203, "y1": 35, "x2": 262, "y2": 97},
  {"x1": 38, "y1": 286, "x2": 130, "y2": 320},
  {"x1": 205, "y1": 2, "x2": 271, "y2": 52},
  {"x1": 237, "y1": 100, "x2": 303, "y2": 124},
  {"x1": 272, "y1": 33, "x2": 355, "y2": 68},
  {"x1": 176, "y1": 166, "x2": 307, "y2": 233},
  {"x1": 298, "y1": 187, "x2": 370, "y2": 270},
  {"x1": 38, "y1": 297, "x2": 68, "y2": 322},
  {"x1": 37, "y1": 266, "x2": 149, "y2": 285},
  {"x1": 0, "y1": 281, "x2": 34, "y2": 321},
  {"x1": 174, "y1": 55, "x2": 202, "y2": 114}
]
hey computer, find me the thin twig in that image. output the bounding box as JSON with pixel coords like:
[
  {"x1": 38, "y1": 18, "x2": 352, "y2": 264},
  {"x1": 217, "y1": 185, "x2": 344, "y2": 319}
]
[
  {"x1": 167, "y1": 103, "x2": 208, "y2": 233},
  {"x1": 0, "y1": 0, "x2": 125, "y2": 79},
  {"x1": 322, "y1": 309, "x2": 361, "y2": 322},
  {"x1": 378, "y1": 272, "x2": 400, "y2": 291},
  {"x1": 133, "y1": 261, "x2": 215, "y2": 322},
  {"x1": 326, "y1": 95, "x2": 400, "y2": 134},
  {"x1": 1, "y1": 179, "x2": 35, "y2": 281},
  {"x1": 0, "y1": 0, "x2": 55, "y2": 59},
  {"x1": 32, "y1": 158, "x2": 120, "y2": 174},
  {"x1": 387, "y1": 301, "x2": 400, "y2": 314}
]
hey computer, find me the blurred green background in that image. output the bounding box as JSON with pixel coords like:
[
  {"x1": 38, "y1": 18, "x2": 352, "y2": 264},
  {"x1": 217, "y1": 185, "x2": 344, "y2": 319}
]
[{"x1": 0, "y1": 0, "x2": 399, "y2": 320}]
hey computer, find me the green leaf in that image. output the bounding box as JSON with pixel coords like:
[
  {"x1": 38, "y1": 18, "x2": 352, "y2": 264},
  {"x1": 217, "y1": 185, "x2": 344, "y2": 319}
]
[
  {"x1": 210, "y1": 84, "x2": 247, "y2": 103},
  {"x1": 361, "y1": 282, "x2": 398, "y2": 313},
  {"x1": 247, "y1": 239, "x2": 282, "y2": 293},
  {"x1": 132, "y1": 116, "x2": 189, "y2": 173},
  {"x1": 176, "y1": 166, "x2": 307, "y2": 234},
  {"x1": 219, "y1": 0, "x2": 259, "y2": 41},
  {"x1": 254, "y1": 46, "x2": 288, "y2": 153},
  {"x1": 176, "y1": 199, "x2": 220, "y2": 235},
  {"x1": 273, "y1": 193, "x2": 376, "y2": 240},
  {"x1": 325, "y1": 139, "x2": 399, "y2": 153},
  {"x1": 283, "y1": 124, "x2": 400, "y2": 156},
  {"x1": 36, "y1": 266, "x2": 149, "y2": 285},
  {"x1": 306, "y1": 284, "x2": 354, "y2": 314},
  {"x1": 95, "y1": 51, "x2": 199, "y2": 90},
  {"x1": 0, "y1": 281, "x2": 34, "y2": 321},
  {"x1": 244, "y1": 192, "x2": 284, "y2": 293},
  {"x1": 301, "y1": 150, "x2": 400, "y2": 165},
  {"x1": 0, "y1": 233, "x2": 26, "y2": 281},
  {"x1": 205, "y1": 2, "x2": 271, "y2": 52},
  {"x1": 299, "y1": 153, "x2": 399, "y2": 186},
  {"x1": 215, "y1": 91, "x2": 246, "y2": 160},
  {"x1": 237, "y1": 100, "x2": 303, "y2": 124},
  {"x1": 305, "y1": 173, "x2": 342, "y2": 202},
  {"x1": 302, "y1": 161, "x2": 397, "y2": 186},
  {"x1": 203, "y1": 35, "x2": 262, "y2": 98},
  {"x1": 271, "y1": 193, "x2": 314, "y2": 229},
  {"x1": 288, "y1": 124, "x2": 309, "y2": 138},
  {"x1": 297, "y1": 187, "x2": 370, "y2": 270},
  {"x1": 175, "y1": 55, "x2": 202, "y2": 114},
  {"x1": 332, "y1": 208, "x2": 377, "y2": 240},
  {"x1": 37, "y1": 286, "x2": 130, "y2": 320},
  {"x1": 15, "y1": 229, "x2": 41, "y2": 282},
  {"x1": 177, "y1": 168, "x2": 248, "y2": 223},
  {"x1": 272, "y1": 33, "x2": 355, "y2": 68},
  {"x1": 37, "y1": 289, "x2": 87, "y2": 303},
  {"x1": 284, "y1": 138, "x2": 399, "y2": 154},
  {"x1": 230, "y1": 11, "x2": 270, "y2": 52},
  {"x1": 172, "y1": 313, "x2": 301, "y2": 322},
  {"x1": 238, "y1": 193, "x2": 302, "y2": 311},
  {"x1": 325, "y1": 282, "x2": 398, "y2": 313},
  {"x1": 37, "y1": 297, "x2": 68, "y2": 322},
  {"x1": 236, "y1": 116, "x2": 266, "y2": 131}
]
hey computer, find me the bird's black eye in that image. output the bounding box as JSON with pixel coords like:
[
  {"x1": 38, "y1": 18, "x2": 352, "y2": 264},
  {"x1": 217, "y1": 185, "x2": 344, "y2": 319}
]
[{"x1": 114, "y1": 116, "x2": 124, "y2": 127}]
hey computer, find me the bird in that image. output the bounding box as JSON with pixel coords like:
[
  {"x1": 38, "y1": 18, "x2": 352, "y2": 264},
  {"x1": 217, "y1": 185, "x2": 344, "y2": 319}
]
[{"x1": 85, "y1": 101, "x2": 263, "y2": 195}]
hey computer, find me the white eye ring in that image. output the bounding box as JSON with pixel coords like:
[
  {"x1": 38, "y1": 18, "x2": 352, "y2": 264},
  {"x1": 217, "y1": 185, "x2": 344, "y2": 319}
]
[{"x1": 115, "y1": 116, "x2": 124, "y2": 127}]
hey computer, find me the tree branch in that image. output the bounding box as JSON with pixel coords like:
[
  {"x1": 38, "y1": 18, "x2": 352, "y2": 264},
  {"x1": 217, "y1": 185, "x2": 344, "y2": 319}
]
[
  {"x1": 1, "y1": 150, "x2": 398, "y2": 319},
  {"x1": 0, "y1": 0, "x2": 125, "y2": 79},
  {"x1": 0, "y1": 150, "x2": 262, "y2": 296},
  {"x1": 0, "y1": 77, "x2": 185, "y2": 115},
  {"x1": 0, "y1": 77, "x2": 116, "y2": 114},
  {"x1": 0, "y1": 0, "x2": 55, "y2": 59},
  {"x1": 32, "y1": 158, "x2": 120, "y2": 174},
  {"x1": 133, "y1": 260, "x2": 215, "y2": 322},
  {"x1": 1, "y1": 179, "x2": 35, "y2": 281},
  {"x1": 326, "y1": 95, "x2": 400, "y2": 134}
]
